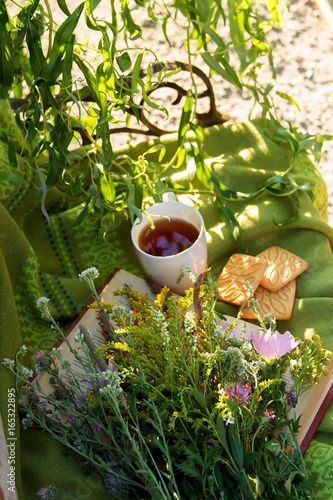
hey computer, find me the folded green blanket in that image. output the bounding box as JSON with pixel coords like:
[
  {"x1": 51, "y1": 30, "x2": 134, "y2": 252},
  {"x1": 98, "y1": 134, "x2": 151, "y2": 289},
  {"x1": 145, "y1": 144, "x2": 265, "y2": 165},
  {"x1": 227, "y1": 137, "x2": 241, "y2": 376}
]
[{"x1": 1, "y1": 99, "x2": 333, "y2": 499}]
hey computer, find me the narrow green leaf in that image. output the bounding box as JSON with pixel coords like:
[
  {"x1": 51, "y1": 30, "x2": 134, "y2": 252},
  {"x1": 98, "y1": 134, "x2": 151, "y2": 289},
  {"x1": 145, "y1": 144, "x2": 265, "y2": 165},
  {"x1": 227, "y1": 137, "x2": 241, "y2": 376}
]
[
  {"x1": 7, "y1": 136, "x2": 17, "y2": 169},
  {"x1": 116, "y1": 52, "x2": 131, "y2": 73},
  {"x1": 144, "y1": 143, "x2": 166, "y2": 161},
  {"x1": 243, "y1": 451, "x2": 261, "y2": 467},
  {"x1": 276, "y1": 91, "x2": 301, "y2": 112},
  {"x1": 137, "y1": 80, "x2": 169, "y2": 118},
  {"x1": 266, "y1": 0, "x2": 287, "y2": 27},
  {"x1": 0, "y1": 1, "x2": 14, "y2": 96},
  {"x1": 131, "y1": 51, "x2": 143, "y2": 94},
  {"x1": 128, "y1": 202, "x2": 142, "y2": 225},
  {"x1": 62, "y1": 34, "x2": 75, "y2": 96},
  {"x1": 74, "y1": 55, "x2": 100, "y2": 106},
  {"x1": 225, "y1": 398, "x2": 239, "y2": 412},
  {"x1": 178, "y1": 90, "x2": 193, "y2": 146},
  {"x1": 228, "y1": 425, "x2": 244, "y2": 469},
  {"x1": 162, "y1": 14, "x2": 171, "y2": 46},
  {"x1": 35, "y1": 167, "x2": 51, "y2": 226},
  {"x1": 44, "y1": 145, "x2": 64, "y2": 189},
  {"x1": 121, "y1": 3, "x2": 142, "y2": 40},
  {"x1": 267, "y1": 113, "x2": 300, "y2": 152},
  {"x1": 201, "y1": 53, "x2": 242, "y2": 89},
  {"x1": 274, "y1": 191, "x2": 300, "y2": 227},
  {"x1": 26, "y1": 18, "x2": 46, "y2": 78},
  {"x1": 189, "y1": 123, "x2": 205, "y2": 143},
  {"x1": 216, "y1": 415, "x2": 229, "y2": 451},
  {"x1": 227, "y1": 0, "x2": 247, "y2": 73},
  {"x1": 72, "y1": 196, "x2": 93, "y2": 227},
  {"x1": 194, "y1": 155, "x2": 213, "y2": 190},
  {"x1": 192, "y1": 389, "x2": 207, "y2": 409},
  {"x1": 213, "y1": 462, "x2": 224, "y2": 490},
  {"x1": 0, "y1": 172, "x2": 21, "y2": 182},
  {"x1": 215, "y1": 199, "x2": 246, "y2": 252},
  {"x1": 100, "y1": 173, "x2": 116, "y2": 204},
  {"x1": 41, "y1": 3, "x2": 84, "y2": 83},
  {"x1": 56, "y1": 0, "x2": 71, "y2": 16},
  {"x1": 297, "y1": 182, "x2": 315, "y2": 201},
  {"x1": 85, "y1": 0, "x2": 103, "y2": 16},
  {"x1": 193, "y1": 20, "x2": 227, "y2": 50}
]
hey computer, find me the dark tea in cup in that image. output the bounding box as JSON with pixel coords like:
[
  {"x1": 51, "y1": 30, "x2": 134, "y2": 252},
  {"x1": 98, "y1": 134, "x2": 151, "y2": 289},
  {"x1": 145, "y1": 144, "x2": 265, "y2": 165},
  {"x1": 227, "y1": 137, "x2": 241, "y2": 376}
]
[
  {"x1": 131, "y1": 200, "x2": 207, "y2": 294},
  {"x1": 139, "y1": 218, "x2": 199, "y2": 257}
]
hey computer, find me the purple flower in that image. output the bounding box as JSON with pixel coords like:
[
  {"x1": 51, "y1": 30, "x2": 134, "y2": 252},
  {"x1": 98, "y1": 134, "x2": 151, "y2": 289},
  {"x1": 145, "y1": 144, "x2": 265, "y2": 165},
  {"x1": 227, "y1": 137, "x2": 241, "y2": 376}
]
[
  {"x1": 83, "y1": 366, "x2": 107, "y2": 392},
  {"x1": 84, "y1": 361, "x2": 117, "y2": 393},
  {"x1": 262, "y1": 409, "x2": 276, "y2": 420},
  {"x1": 224, "y1": 382, "x2": 252, "y2": 407},
  {"x1": 251, "y1": 328, "x2": 301, "y2": 361},
  {"x1": 105, "y1": 472, "x2": 129, "y2": 496},
  {"x1": 36, "y1": 485, "x2": 58, "y2": 499},
  {"x1": 67, "y1": 413, "x2": 78, "y2": 425},
  {"x1": 107, "y1": 359, "x2": 118, "y2": 372},
  {"x1": 33, "y1": 351, "x2": 45, "y2": 363},
  {"x1": 286, "y1": 391, "x2": 298, "y2": 408},
  {"x1": 72, "y1": 397, "x2": 85, "y2": 408}
]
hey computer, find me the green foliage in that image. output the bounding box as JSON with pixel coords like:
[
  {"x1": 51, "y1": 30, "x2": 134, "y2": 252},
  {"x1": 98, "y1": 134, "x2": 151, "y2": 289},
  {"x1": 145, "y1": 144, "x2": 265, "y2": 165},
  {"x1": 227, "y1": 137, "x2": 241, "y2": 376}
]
[{"x1": 1, "y1": 0, "x2": 330, "y2": 246}]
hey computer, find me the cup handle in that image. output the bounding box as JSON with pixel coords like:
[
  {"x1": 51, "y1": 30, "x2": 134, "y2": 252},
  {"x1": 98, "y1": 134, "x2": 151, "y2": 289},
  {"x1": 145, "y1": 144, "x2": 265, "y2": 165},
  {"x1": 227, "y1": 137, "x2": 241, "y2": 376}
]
[{"x1": 162, "y1": 191, "x2": 176, "y2": 202}]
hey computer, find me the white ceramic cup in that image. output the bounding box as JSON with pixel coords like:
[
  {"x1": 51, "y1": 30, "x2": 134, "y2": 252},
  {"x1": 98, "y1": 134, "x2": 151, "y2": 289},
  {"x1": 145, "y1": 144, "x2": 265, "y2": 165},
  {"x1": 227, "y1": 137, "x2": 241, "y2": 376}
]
[{"x1": 131, "y1": 200, "x2": 207, "y2": 295}]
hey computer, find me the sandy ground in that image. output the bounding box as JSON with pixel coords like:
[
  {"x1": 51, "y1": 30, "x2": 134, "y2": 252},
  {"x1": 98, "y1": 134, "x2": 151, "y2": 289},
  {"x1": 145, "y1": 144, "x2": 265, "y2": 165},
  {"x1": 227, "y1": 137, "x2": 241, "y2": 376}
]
[{"x1": 9, "y1": 0, "x2": 333, "y2": 224}]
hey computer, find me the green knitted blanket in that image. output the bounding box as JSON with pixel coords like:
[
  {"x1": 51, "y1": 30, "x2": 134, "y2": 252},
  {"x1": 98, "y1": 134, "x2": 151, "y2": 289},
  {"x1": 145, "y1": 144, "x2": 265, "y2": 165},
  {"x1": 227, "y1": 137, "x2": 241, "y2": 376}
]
[{"x1": 1, "y1": 99, "x2": 333, "y2": 499}]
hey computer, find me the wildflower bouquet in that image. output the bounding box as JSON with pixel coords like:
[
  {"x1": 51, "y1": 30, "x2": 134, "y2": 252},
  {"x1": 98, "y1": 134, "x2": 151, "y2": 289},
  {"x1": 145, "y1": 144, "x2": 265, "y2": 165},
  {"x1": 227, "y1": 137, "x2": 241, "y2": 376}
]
[{"x1": 5, "y1": 269, "x2": 331, "y2": 499}]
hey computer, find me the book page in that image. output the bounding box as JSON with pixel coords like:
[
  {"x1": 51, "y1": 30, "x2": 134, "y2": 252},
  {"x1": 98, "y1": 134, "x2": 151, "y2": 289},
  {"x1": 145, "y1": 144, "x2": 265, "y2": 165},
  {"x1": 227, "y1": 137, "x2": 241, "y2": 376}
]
[{"x1": 295, "y1": 356, "x2": 333, "y2": 451}]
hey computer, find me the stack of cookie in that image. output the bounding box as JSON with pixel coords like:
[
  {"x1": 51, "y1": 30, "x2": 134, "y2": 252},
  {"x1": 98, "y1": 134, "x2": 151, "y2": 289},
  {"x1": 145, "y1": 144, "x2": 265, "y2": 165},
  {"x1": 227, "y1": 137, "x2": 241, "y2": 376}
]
[{"x1": 217, "y1": 246, "x2": 309, "y2": 320}]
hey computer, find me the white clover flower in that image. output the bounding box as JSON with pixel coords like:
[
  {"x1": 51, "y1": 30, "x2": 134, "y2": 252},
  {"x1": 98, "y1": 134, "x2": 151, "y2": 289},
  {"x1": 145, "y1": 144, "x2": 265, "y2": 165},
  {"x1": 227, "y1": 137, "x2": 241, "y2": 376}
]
[
  {"x1": 152, "y1": 309, "x2": 164, "y2": 322},
  {"x1": 2, "y1": 358, "x2": 15, "y2": 369},
  {"x1": 223, "y1": 413, "x2": 235, "y2": 425},
  {"x1": 61, "y1": 358, "x2": 71, "y2": 368},
  {"x1": 19, "y1": 366, "x2": 34, "y2": 378},
  {"x1": 74, "y1": 331, "x2": 84, "y2": 343},
  {"x1": 240, "y1": 341, "x2": 253, "y2": 355},
  {"x1": 36, "y1": 296, "x2": 49, "y2": 309},
  {"x1": 21, "y1": 417, "x2": 34, "y2": 429},
  {"x1": 161, "y1": 330, "x2": 170, "y2": 346},
  {"x1": 73, "y1": 439, "x2": 82, "y2": 451},
  {"x1": 36, "y1": 296, "x2": 53, "y2": 321},
  {"x1": 212, "y1": 325, "x2": 224, "y2": 340},
  {"x1": 99, "y1": 372, "x2": 123, "y2": 397},
  {"x1": 262, "y1": 312, "x2": 272, "y2": 322},
  {"x1": 112, "y1": 305, "x2": 130, "y2": 325},
  {"x1": 127, "y1": 311, "x2": 136, "y2": 323},
  {"x1": 248, "y1": 298, "x2": 258, "y2": 310},
  {"x1": 113, "y1": 306, "x2": 125, "y2": 315},
  {"x1": 184, "y1": 310, "x2": 196, "y2": 334},
  {"x1": 78, "y1": 267, "x2": 100, "y2": 281},
  {"x1": 152, "y1": 309, "x2": 169, "y2": 338},
  {"x1": 187, "y1": 333, "x2": 198, "y2": 348}
]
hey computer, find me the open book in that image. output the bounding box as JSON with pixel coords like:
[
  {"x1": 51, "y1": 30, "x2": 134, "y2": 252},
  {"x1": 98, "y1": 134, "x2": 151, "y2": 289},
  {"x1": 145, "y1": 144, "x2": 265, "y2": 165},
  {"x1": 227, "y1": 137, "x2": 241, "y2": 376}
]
[{"x1": 34, "y1": 268, "x2": 333, "y2": 454}]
